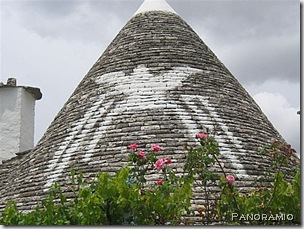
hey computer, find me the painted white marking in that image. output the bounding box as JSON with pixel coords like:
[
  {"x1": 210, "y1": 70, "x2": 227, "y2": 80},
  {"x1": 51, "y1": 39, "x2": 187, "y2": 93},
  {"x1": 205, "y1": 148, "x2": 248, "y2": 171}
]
[
  {"x1": 180, "y1": 95, "x2": 249, "y2": 178},
  {"x1": 44, "y1": 65, "x2": 204, "y2": 190},
  {"x1": 95, "y1": 65, "x2": 202, "y2": 111},
  {"x1": 44, "y1": 65, "x2": 249, "y2": 190},
  {"x1": 44, "y1": 95, "x2": 115, "y2": 190}
]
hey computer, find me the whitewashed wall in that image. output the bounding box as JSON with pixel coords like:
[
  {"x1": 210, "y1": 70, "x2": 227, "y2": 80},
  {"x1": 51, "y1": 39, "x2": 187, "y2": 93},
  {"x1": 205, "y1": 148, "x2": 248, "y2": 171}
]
[{"x1": 0, "y1": 87, "x2": 36, "y2": 163}]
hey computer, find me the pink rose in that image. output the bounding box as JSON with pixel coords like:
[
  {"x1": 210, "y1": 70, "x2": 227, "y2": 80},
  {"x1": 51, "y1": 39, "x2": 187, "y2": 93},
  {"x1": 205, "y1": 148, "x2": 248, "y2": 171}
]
[
  {"x1": 154, "y1": 158, "x2": 166, "y2": 170},
  {"x1": 165, "y1": 158, "x2": 172, "y2": 164},
  {"x1": 156, "y1": 179, "x2": 163, "y2": 185},
  {"x1": 226, "y1": 175, "x2": 235, "y2": 184},
  {"x1": 151, "y1": 144, "x2": 161, "y2": 152},
  {"x1": 128, "y1": 143, "x2": 139, "y2": 150},
  {"x1": 195, "y1": 132, "x2": 208, "y2": 140},
  {"x1": 137, "y1": 150, "x2": 146, "y2": 160}
]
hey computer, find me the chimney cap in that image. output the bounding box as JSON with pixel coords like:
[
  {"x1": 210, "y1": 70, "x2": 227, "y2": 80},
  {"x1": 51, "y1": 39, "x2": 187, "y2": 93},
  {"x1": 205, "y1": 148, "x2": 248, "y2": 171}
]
[
  {"x1": 23, "y1": 86, "x2": 42, "y2": 100},
  {"x1": 0, "y1": 78, "x2": 42, "y2": 100}
]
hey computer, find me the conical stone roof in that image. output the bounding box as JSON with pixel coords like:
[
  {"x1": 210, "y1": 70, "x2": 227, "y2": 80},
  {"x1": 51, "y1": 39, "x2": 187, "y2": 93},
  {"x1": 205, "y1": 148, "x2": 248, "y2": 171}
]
[{"x1": 0, "y1": 0, "x2": 297, "y2": 221}]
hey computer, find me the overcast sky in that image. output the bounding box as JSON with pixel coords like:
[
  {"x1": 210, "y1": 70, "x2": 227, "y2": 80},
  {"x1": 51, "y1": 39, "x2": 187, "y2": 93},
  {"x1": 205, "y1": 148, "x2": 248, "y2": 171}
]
[{"x1": 0, "y1": 0, "x2": 301, "y2": 154}]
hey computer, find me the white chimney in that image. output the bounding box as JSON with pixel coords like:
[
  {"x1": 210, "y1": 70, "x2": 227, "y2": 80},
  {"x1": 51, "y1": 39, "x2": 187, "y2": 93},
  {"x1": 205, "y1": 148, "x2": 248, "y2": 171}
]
[{"x1": 0, "y1": 78, "x2": 42, "y2": 163}]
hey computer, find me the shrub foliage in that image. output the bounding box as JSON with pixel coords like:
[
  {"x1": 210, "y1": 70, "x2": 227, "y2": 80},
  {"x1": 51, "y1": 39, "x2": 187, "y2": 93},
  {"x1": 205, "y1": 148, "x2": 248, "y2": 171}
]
[{"x1": 0, "y1": 134, "x2": 300, "y2": 225}]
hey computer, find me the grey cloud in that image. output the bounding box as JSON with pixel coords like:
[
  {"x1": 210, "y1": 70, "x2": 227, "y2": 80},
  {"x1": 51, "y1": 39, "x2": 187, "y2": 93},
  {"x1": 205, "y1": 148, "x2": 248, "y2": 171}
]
[
  {"x1": 172, "y1": 0, "x2": 300, "y2": 84},
  {"x1": 253, "y1": 92, "x2": 300, "y2": 153},
  {"x1": 3, "y1": 0, "x2": 299, "y2": 46},
  {"x1": 86, "y1": 0, "x2": 142, "y2": 18},
  {"x1": 15, "y1": 0, "x2": 81, "y2": 18},
  {"x1": 245, "y1": 80, "x2": 300, "y2": 108},
  {"x1": 173, "y1": 0, "x2": 299, "y2": 43},
  {"x1": 221, "y1": 35, "x2": 300, "y2": 84},
  {"x1": 2, "y1": 0, "x2": 137, "y2": 43}
]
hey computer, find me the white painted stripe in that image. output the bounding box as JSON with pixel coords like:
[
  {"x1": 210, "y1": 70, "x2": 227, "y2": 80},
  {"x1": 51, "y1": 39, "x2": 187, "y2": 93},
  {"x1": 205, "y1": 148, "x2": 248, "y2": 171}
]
[{"x1": 181, "y1": 95, "x2": 249, "y2": 177}]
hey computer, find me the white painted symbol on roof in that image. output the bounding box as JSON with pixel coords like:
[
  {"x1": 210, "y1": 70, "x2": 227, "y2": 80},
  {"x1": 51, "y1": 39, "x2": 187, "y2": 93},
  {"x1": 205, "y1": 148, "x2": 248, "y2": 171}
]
[{"x1": 43, "y1": 65, "x2": 248, "y2": 191}]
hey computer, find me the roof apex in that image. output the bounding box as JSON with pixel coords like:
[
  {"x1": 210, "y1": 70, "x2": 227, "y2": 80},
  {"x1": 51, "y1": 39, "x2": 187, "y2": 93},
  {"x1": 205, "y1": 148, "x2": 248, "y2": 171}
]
[{"x1": 133, "y1": 0, "x2": 177, "y2": 16}]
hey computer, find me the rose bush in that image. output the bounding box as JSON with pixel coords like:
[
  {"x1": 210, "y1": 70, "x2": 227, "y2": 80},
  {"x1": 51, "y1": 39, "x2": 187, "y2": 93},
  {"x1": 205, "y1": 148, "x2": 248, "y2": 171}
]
[
  {"x1": 0, "y1": 143, "x2": 192, "y2": 225},
  {"x1": 183, "y1": 132, "x2": 300, "y2": 225}
]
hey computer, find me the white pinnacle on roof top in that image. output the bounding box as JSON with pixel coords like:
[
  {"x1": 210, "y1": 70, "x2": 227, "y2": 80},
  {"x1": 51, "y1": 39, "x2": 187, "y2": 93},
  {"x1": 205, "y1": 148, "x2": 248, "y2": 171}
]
[{"x1": 133, "y1": 0, "x2": 178, "y2": 16}]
